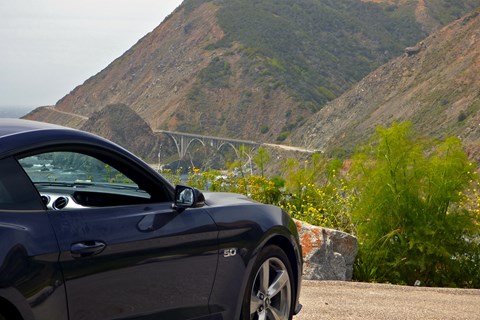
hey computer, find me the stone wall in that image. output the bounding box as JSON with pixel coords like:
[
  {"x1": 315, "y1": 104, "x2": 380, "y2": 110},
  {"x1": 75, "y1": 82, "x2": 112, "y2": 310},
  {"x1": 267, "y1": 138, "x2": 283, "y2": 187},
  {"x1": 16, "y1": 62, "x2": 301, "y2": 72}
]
[{"x1": 295, "y1": 220, "x2": 358, "y2": 281}]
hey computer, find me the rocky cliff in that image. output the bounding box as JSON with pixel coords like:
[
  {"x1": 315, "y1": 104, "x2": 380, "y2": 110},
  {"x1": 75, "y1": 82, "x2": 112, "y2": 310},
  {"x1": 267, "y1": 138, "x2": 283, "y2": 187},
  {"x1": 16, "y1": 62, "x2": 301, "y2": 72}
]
[{"x1": 290, "y1": 10, "x2": 480, "y2": 158}]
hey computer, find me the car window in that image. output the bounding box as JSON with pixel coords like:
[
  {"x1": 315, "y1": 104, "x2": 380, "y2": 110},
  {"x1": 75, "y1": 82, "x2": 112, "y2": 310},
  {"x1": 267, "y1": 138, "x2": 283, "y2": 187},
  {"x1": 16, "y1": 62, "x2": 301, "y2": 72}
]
[
  {"x1": 19, "y1": 152, "x2": 135, "y2": 184},
  {"x1": 18, "y1": 151, "x2": 153, "y2": 209}
]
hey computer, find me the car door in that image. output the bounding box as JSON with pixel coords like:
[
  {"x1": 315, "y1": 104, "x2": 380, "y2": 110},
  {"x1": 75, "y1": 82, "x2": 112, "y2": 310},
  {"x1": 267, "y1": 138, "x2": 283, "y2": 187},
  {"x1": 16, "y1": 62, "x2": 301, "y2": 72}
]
[{"x1": 19, "y1": 150, "x2": 219, "y2": 320}]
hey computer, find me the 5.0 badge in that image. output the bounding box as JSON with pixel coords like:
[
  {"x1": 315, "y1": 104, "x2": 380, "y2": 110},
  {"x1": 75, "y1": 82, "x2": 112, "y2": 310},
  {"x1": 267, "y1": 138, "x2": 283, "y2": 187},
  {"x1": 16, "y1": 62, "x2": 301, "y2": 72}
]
[{"x1": 223, "y1": 248, "x2": 237, "y2": 257}]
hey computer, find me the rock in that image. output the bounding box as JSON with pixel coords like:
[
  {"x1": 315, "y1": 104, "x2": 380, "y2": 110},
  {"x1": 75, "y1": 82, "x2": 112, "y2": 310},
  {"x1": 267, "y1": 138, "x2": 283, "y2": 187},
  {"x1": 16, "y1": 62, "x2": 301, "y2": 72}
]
[
  {"x1": 294, "y1": 219, "x2": 358, "y2": 281},
  {"x1": 404, "y1": 42, "x2": 426, "y2": 56}
]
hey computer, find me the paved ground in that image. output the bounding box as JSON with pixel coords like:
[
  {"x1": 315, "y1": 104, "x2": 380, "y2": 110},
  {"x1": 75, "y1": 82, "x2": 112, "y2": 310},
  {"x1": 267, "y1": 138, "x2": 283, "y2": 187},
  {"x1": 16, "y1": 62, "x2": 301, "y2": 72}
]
[{"x1": 295, "y1": 280, "x2": 480, "y2": 320}]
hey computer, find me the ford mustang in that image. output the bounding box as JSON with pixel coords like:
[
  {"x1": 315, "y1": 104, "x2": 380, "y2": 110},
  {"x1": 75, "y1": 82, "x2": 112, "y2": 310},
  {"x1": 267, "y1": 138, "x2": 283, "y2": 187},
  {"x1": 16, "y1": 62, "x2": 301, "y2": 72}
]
[{"x1": 0, "y1": 119, "x2": 302, "y2": 320}]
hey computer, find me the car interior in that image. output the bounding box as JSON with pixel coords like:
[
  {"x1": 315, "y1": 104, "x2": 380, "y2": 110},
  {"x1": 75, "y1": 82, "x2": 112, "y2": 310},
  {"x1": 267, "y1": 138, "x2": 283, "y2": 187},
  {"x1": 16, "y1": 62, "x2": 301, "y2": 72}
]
[{"x1": 18, "y1": 151, "x2": 156, "y2": 209}]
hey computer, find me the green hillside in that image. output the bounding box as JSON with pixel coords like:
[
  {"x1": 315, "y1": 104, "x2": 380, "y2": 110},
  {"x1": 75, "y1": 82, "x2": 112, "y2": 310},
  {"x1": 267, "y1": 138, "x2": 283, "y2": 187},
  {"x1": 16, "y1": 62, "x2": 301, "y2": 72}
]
[
  {"x1": 183, "y1": 0, "x2": 478, "y2": 111},
  {"x1": 426, "y1": 0, "x2": 480, "y2": 24}
]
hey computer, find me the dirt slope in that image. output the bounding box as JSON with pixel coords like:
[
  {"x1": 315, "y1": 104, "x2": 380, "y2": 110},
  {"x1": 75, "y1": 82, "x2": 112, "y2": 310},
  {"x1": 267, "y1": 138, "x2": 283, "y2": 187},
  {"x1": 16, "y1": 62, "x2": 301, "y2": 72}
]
[{"x1": 290, "y1": 10, "x2": 480, "y2": 157}]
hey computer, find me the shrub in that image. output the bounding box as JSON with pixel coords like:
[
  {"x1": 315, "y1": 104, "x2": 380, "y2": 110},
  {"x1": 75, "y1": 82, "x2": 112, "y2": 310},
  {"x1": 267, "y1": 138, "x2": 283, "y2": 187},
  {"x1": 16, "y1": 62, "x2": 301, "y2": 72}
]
[
  {"x1": 351, "y1": 122, "x2": 480, "y2": 287},
  {"x1": 198, "y1": 57, "x2": 232, "y2": 88},
  {"x1": 276, "y1": 131, "x2": 290, "y2": 142},
  {"x1": 280, "y1": 154, "x2": 355, "y2": 232}
]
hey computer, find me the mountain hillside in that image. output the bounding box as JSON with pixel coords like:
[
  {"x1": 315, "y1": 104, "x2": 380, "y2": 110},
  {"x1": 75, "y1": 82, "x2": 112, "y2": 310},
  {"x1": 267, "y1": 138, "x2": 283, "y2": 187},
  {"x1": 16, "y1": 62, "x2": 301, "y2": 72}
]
[
  {"x1": 290, "y1": 10, "x2": 480, "y2": 158},
  {"x1": 24, "y1": 0, "x2": 480, "y2": 159},
  {"x1": 80, "y1": 104, "x2": 160, "y2": 159}
]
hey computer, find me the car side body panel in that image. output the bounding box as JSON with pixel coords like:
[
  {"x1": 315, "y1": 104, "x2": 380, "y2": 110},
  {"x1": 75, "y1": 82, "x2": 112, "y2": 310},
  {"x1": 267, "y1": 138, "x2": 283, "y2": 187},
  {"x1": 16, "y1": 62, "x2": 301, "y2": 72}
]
[{"x1": 0, "y1": 210, "x2": 68, "y2": 320}]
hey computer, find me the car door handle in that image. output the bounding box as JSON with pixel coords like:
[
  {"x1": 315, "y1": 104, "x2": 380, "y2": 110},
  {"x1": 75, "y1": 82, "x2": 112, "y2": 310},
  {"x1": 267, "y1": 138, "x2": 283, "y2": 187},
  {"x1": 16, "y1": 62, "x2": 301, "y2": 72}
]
[{"x1": 71, "y1": 241, "x2": 106, "y2": 258}]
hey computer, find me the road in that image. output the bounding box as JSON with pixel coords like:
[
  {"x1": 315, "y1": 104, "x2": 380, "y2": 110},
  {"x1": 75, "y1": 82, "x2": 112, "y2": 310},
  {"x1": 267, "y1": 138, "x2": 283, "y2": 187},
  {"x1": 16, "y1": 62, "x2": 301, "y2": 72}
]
[
  {"x1": 45, "y1": 106, "x2": 89, "y2": 120},
  {"x1": 296, "y1": 280, "x2": 480, "y2": 320},
  {"x1": 263, "y1": 143, "x2": 317, "y2": 153}
]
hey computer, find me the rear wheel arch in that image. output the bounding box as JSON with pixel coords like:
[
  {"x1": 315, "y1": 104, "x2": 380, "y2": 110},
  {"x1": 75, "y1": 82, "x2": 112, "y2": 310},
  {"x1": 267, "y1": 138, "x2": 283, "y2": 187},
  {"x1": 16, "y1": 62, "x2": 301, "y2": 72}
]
[{"x1": 0, "y1": 297, "x2": 23, "y2": 320}]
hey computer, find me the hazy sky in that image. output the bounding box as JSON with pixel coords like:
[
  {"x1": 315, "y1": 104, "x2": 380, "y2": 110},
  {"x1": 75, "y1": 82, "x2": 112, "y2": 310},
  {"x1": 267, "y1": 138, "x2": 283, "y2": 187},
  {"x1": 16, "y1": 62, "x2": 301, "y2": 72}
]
[{"x1": 0, "y1": 0, "x2": 184, "y2": 108}]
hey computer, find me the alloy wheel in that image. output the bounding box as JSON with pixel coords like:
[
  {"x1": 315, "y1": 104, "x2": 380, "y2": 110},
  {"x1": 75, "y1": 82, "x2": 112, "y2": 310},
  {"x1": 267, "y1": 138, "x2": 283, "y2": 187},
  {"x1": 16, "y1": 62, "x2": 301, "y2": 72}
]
[{"x1": 249, "y1": 257, "x2": 292, "y2": 320}]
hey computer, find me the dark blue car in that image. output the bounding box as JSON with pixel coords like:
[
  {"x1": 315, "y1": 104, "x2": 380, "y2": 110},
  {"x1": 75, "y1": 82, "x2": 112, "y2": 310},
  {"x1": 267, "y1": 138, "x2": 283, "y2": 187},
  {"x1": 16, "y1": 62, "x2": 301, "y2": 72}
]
[{"x1": 0, "y1": 119, "x2": 302, "y2": 320}]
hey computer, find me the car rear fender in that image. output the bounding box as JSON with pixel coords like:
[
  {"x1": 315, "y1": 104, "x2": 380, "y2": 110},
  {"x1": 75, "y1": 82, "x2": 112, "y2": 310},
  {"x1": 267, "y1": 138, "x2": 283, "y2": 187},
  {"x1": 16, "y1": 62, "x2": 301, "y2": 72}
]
[{"x1": 0, "y1": 288, "x2": 34, "y2": 320}]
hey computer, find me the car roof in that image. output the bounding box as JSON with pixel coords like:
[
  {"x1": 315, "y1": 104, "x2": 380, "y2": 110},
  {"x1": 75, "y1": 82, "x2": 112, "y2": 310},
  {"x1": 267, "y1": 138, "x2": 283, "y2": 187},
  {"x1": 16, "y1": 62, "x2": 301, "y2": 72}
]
[
  {"x1": 0, "y1": 118, "x2": 110, "y2": 158},
  {"x1": 0, "y1": 119, "x2": 155, "y2": 175},
  {"x1": 0, "y1": 118, "x2": 67, "y2": 138}
]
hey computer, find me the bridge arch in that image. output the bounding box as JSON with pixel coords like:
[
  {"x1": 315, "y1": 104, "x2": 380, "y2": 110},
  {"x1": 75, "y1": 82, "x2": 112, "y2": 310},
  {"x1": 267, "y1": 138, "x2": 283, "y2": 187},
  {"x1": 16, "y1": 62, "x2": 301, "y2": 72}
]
[
  {"x1": 216, "y1": 141, "x2": 239, "y2": 157},
  {"x1": 185, "y1": 138, "x2": 206, "y2": 155},
  {"x1": 156, "y1": 130, "x2": 259, "y2": 160}
]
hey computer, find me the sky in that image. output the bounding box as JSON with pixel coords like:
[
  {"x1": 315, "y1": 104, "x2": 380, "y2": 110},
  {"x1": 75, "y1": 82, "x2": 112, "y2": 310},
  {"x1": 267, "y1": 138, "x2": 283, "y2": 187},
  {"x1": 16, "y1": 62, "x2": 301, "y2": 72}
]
[{"x1": 0, "y1": 0, "x2": 184, "y2": 108}]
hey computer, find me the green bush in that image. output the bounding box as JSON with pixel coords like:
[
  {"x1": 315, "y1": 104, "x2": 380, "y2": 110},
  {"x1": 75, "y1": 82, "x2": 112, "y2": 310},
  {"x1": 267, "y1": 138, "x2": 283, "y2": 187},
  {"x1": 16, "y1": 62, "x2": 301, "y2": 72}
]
[
  {"x1": 351, "y1": 122, "x2": 480, "y2": 287},
  {"x1": 260, "y1": 125, "x2": 270, "y2": 134},
  {"x1": 198, "y1": 57, "x2": 232, "y2": 88},
  {"x1": 276, "y1": 131, "x2": 290, "y2": 142}
]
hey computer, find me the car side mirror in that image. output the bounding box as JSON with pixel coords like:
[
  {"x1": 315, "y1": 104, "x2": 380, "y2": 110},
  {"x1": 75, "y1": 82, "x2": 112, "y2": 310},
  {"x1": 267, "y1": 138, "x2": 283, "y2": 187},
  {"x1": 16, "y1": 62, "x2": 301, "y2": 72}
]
[{"x1": 173, "y1": 185, "x2": 205, "y2": 212}]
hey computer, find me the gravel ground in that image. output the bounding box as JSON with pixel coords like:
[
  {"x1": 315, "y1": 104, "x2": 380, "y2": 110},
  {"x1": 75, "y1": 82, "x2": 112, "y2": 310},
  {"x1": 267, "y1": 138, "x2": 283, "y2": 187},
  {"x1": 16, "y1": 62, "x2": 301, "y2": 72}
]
[{"x1": 295, "y1": 280, "x2": 480, "y2": 320}]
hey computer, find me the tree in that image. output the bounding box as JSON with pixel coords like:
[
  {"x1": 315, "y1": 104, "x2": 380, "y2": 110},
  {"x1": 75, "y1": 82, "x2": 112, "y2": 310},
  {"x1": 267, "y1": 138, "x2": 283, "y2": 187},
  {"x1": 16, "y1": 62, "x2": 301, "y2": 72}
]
[
  {"x1": 351, "y1": 122, "x2": 479, "y2": 287},
  {"x1": 253, "y1": 147, "x2": 271, "y2": 177}
]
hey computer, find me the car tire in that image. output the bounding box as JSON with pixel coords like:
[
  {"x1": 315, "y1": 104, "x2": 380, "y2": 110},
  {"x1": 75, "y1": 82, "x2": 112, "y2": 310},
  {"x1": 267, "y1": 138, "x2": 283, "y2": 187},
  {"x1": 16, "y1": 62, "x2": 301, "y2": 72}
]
[{"x1": 241, "y1": 245, "x2": 294, "y2": 320}]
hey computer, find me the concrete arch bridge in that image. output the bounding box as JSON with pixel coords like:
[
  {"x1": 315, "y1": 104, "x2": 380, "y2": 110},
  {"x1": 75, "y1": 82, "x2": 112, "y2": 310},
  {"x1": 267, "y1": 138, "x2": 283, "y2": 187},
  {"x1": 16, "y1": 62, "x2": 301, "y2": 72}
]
[{"x1": 154, "y1": 130, "x2": 260, "y2": 160}]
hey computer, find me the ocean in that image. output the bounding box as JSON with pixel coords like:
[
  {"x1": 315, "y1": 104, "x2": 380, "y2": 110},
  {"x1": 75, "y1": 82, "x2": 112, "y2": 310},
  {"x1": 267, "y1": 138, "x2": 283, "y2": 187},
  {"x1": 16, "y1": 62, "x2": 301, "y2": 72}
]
[{"x1": 0, "y1": 106, "x2": 35, "y2": 119}]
